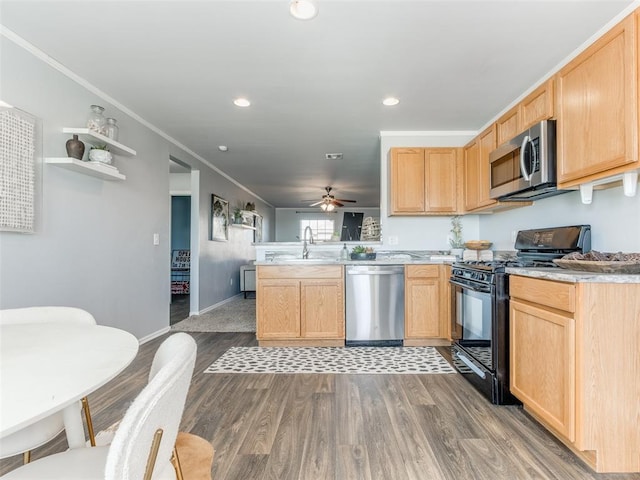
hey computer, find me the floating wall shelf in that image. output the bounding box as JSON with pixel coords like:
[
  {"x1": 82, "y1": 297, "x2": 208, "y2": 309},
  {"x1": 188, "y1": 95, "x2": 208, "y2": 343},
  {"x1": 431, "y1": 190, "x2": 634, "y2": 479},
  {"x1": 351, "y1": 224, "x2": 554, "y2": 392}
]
[
  {"x1": 62, "y1": 128, "x2": 136, "y2": 156},
  {"x1": 231, "y1": 223, "x2": 256, "y2": 230},
  {"x1": 45, "y1": 158, "x2": 126, "y2": 181}
]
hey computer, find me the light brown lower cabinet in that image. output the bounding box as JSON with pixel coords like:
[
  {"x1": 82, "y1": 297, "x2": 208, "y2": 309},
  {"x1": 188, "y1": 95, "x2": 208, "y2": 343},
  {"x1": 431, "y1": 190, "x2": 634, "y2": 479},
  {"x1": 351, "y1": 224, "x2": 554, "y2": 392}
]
[
  {"x1": 404, "y1": 264, "x2": 451, "y2": 346},
  {"x1": 256, "y1": 265, "x2": 344, "y2": 346},
  {"x1": 509, "y1": 275, "x2": 640, "y2": 473}
]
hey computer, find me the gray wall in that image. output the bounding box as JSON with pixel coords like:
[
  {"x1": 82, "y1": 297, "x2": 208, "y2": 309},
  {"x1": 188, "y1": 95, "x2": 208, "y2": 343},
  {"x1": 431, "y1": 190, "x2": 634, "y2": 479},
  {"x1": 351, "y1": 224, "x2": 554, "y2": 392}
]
[{"x1": 0, "y1": 35, "x2": 275, "y2": 338}]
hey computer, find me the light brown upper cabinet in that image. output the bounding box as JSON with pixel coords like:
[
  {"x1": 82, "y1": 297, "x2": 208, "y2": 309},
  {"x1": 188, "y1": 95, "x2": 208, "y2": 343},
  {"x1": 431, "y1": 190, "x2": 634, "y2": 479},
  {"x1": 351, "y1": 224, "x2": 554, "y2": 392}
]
[
  {"x1": 556, "y1": 13, "x2": 638, "y2": 189},
  {"x1": 496, "y1": 79, "x2": 555, "y2": 147},
  {"x1": 496, "y1": 106, "x2": 519, "y2": 147},
  {"x1": 389, "y1": 147, "x2": 460, "y2": 215},
  {"x1": 520, "y1": 79, "x2": 555, "y2": 131},
  {"x1": 463, "y1": 125, "x2": 499, "y2": 211}
]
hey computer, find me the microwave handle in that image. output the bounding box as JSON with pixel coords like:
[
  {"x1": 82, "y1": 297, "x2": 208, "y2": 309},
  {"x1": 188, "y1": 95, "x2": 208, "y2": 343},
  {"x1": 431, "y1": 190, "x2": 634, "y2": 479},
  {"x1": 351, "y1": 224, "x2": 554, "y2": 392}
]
[{"x1": 519, "y1": 135, "x2": 533, "y2": 181}]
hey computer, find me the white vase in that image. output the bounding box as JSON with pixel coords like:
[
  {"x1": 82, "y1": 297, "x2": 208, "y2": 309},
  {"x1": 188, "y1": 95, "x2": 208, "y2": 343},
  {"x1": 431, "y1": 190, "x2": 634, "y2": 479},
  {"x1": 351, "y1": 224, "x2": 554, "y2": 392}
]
[{"x1": 450, "y1": 248, "x2": 464, "y2": 259}]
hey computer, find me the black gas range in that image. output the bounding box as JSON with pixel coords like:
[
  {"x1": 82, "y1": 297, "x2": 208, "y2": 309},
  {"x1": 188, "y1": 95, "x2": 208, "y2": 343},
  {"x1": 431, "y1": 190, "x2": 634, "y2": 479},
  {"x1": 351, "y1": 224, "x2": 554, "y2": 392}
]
[{"x1": 449, "y1": 225, "x2": 591, "y2": 404}]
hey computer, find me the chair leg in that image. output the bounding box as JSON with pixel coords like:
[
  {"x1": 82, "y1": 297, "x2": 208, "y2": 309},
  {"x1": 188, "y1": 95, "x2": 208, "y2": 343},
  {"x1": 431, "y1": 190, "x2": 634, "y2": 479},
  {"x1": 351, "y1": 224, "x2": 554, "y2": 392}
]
[
  {"x1": 143, "y1": 429, "x2": 163, "y2": 480},
  {"x1": 171, "y1": 446, "x2": 184, "y2": 480},
  {"x1": 81, "y1": 397, "x2": 96, "y2": 447},
  {"x1": 22, "y1": 451, "x2": 31, "y2": 464}
]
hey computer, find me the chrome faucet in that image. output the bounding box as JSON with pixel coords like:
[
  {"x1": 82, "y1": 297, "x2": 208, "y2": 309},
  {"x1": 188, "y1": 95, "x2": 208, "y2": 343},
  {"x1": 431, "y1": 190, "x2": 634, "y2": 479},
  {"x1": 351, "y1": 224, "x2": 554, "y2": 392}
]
[{"x1": 302, "y1": 226, "x2": 314, "y2": 259}]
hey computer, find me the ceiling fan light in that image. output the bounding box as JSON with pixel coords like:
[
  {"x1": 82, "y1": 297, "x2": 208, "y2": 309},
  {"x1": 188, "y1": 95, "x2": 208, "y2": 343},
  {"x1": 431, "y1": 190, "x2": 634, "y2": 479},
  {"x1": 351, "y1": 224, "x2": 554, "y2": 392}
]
[
  {"x1": 290, "y1": 0, "x2": 318, "y2": 20},
  {"x1": 326, "y1": 203, "x2": 335, "y2": 211},
  {"x1": 233, "y1": 98, "x2": 251, "y2": 107},
  {"x1": 320, "y1": 203, "x2": 328, "y2": 211}
]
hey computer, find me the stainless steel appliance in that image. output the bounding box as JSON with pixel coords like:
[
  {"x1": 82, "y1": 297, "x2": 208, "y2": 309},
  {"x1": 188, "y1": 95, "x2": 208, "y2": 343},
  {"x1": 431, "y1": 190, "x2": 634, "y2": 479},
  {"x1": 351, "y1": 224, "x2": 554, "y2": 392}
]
[
  {"x1": 489, "y1": 119, "x2": 568, "y2": 202},
  {"x1": 345, "y1": 265, "x2": 404, "y2": 346},
  {"x1": 450, "y1": 225, "x2": 591, "y2": 404}
]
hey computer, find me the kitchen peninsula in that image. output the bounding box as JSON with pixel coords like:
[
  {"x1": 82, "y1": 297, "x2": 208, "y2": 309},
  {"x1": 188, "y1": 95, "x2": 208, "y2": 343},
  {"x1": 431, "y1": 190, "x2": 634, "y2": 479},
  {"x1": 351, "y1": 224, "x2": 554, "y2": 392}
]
[{"x1": 254, "y1": 245, "x2": 455, "y2": 347}]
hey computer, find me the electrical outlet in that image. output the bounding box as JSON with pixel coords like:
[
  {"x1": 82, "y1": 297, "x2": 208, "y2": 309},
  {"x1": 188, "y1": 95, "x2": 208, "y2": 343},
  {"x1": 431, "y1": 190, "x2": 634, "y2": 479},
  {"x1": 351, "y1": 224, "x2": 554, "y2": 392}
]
[
  {"x1": 389, "y1": 235, "x2": 399, "y2": 245},
  {"x1": 153, "y1": 233, "x2": 160, "y2": 245},
  {"x1": 511, "y1": 230, "x2": 517, "y2": 243},
  {"x1": 229, "y1": 278, "x2": 233, "y2": 285}
]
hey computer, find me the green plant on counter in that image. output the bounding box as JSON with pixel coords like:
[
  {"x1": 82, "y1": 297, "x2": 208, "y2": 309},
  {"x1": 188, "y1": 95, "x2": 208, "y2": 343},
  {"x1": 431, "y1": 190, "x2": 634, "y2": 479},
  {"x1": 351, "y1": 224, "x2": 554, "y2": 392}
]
[
  {"x1": 449, "y1": 215, "x2": 464, "y2": 249},
  {"x1": 351, "y1": 245, "x2": 374, "y2": 254}
]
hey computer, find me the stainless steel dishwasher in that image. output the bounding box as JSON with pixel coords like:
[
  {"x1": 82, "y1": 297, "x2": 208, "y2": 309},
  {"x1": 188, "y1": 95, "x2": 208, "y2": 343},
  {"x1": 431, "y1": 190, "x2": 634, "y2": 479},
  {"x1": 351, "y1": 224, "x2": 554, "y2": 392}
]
[{"x1": 345, "y1": 264, "x2": 404, "y2": 346}]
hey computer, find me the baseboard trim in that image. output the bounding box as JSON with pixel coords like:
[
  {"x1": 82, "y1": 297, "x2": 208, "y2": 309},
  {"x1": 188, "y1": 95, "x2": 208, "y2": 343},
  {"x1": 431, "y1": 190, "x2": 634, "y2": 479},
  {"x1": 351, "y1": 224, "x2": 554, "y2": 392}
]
[
  {"x1": 196, "y1": 293, "x2": 244, "y2": 316},
  {"x1": 139, "y1": 326, "x2": 170, "y2": 345}
]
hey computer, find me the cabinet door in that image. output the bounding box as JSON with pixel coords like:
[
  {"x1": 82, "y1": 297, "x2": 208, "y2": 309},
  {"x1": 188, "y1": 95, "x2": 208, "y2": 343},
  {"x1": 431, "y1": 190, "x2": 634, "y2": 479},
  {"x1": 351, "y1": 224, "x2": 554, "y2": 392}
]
[
  {"x1": 300, "y1": 279, "x2": 344, "y2": 339},
  {"x1": 390, "y1": 148, "x2": 425, "y2": 214},
  {"x1": 496, "y1": 106, "x2": 519, "y2": 146},
  {"x1": 556, "y1": 14, "x2": 638, "y2": 187},
  {"x1": 424, "y1": 148, "x2": 458, "y2": 213},
  {"x1": 477, "y1": 125, "x2": 497, "y2": 208},
  {"x1": 463, "y1": 140, "x2": 480, "y2": 211},
  {"x1": 510, "y1": 299, "x2": 575, "y2": 441},
  {"x1": 405, "y1": 265, "x2": 441, "y2": 338},
  {"x1": 257, "y1": 279, "x2": 301, "y2": 339},
  {"x1": 519, "y1": 79, "x2": 555, "y2": 131},
  {"x1": 440, "y1": 265, "x2": 452, "y2": 340}
]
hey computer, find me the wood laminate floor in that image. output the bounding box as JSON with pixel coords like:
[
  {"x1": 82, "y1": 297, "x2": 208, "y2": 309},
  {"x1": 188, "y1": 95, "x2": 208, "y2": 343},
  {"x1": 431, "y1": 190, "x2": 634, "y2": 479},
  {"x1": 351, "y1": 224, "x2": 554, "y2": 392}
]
[{"x1": 2, "y1": 332, "x2": 639, "y2": 480}]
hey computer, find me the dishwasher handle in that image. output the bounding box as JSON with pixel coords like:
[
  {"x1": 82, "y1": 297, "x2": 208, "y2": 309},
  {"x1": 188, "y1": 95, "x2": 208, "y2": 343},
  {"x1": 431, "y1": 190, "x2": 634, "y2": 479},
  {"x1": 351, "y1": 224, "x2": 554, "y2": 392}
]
[{"x1": 346, "y1": 268, "x2": 404, "y2": 275}]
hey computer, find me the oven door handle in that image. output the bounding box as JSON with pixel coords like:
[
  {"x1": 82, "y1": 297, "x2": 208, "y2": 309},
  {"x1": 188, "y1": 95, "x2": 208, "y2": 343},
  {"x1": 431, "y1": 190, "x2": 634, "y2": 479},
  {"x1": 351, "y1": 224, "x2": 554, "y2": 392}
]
[
  {"x1": 449, "y1": 278, "x2": 491, "y2": 294},
  {"x1": 454, "y1": 351, "x2": 486, "y2": 379}
]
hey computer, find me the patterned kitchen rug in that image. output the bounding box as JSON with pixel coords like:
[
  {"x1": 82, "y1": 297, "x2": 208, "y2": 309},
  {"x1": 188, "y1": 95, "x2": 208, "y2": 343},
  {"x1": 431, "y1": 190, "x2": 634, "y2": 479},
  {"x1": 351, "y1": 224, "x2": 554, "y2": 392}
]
[{"x1": 204, "y1": 346, "x2": 455, "y2": 374}]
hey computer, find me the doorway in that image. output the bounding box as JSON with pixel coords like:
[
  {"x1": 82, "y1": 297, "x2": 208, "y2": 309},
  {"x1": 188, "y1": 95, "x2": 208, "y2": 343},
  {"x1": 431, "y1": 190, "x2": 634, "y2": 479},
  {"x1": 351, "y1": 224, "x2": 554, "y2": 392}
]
[
  {"x1": 169, "y1": 157, "x2": 196, "y2": 325},
  {"x1": 170, "y1": 195, "x2": 191, "y2": 324}
]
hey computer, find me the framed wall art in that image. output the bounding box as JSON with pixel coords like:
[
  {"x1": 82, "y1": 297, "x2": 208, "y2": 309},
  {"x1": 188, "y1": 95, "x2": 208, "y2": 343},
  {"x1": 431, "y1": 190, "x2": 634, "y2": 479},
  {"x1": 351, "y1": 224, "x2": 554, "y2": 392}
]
[
  {"x1": 210, "y1": 194, "x2": 229, "y2": 241},
  {"x1": 0, "y1": 106, "x2": 37, "y2": 233}
]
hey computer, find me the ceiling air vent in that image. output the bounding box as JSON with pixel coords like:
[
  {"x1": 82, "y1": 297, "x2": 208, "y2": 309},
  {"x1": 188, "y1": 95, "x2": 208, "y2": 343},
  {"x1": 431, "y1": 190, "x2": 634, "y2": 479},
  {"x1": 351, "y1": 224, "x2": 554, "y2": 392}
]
[{"x1": 325, "y1": 153, "x2": 343, "y2": 160}]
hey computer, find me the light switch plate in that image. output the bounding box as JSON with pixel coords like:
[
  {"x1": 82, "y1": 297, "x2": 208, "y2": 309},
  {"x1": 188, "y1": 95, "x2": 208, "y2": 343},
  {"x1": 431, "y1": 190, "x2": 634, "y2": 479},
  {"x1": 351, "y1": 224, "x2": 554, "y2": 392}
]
[{"x1": 153, "y1": 233, "x2": 160, "y2": 245}]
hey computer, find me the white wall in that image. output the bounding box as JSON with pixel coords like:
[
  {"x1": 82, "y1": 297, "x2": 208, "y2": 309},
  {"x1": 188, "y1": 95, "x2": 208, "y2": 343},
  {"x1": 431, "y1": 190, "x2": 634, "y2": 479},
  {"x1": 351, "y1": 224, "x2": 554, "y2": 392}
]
[
  {"x1": 275, "y1": 207, "x2": 380, "y2": 242},
  {"x1": 0, "y1": 35, "x2": 275, "y2": 336},
  {"x1": 380, "y1": 132, "x2": 479, "y2": 250}
]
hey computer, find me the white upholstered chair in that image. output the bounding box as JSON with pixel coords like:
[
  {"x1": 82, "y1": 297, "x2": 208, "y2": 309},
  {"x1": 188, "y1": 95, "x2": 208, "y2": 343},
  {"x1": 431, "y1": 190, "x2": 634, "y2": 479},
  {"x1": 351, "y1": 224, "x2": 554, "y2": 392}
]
[
  {"x1": 0, "y1": 332, "x2": 197, "y2": 480},
  {"x1": 0, "y1": 307, "x2": 98, "y2": 463}
]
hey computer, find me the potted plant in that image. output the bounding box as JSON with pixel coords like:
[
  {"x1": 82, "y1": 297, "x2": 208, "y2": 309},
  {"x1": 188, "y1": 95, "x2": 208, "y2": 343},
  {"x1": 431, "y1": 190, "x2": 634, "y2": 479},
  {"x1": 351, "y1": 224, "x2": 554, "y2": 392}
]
[
  {"x1": 233, "y1": 207, "x2": 244, "y2": 225},
  {"x1": 351, "y1": 245, "x2": 376, "y2": 260},
  {"x1": 88, "y1": 144, "x2": 112, "y2": 164},
  {"x1": 449, "y1": 215, "x2": 464, "y2": 257}
]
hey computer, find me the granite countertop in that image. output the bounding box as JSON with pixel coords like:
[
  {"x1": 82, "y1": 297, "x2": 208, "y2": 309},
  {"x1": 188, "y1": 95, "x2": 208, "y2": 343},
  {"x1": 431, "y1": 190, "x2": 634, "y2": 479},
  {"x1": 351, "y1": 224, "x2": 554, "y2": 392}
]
[
  {"x1": 506, "y1": 267, "x2": 640, "y2": 284},
  {"x1": 254, "y1": 252, "x2": 457, "y2": 266}
]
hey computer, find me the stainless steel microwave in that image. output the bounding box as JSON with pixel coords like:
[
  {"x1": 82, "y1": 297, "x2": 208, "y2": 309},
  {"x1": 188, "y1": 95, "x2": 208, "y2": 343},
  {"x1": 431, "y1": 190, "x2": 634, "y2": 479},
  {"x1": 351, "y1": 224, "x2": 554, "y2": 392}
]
[{"x1": 489, "y1": 119, "x2": 568, "y2": 201}]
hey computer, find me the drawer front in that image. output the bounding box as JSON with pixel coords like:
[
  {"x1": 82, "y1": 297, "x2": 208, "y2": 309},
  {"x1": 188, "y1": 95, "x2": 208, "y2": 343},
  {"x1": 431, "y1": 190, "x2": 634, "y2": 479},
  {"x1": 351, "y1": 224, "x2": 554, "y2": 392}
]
[
  {"x1": 257, "y1": 265, "x2": 343, "y2": 279},
  {"x1": 510, "y1": 275, "x2": 575, "y2": 313},
  {"x1": 406, "y1": 264, "x2": 439, "y2": 278}
]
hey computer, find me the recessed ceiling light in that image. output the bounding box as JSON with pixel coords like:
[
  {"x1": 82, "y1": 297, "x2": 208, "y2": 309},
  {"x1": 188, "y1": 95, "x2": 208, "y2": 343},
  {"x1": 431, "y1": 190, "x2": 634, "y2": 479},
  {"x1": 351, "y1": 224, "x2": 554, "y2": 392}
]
[
  {"x1": 233, "y1": 98, "x2": 251, "y2": 107},
  {"x1": 382, "y1": 97, "x2": 400, "y2": 106},
  {"x1": 218, "y1": 146, "x2": 228, "y2": 152},
  {"x1": 289, "y1": 0, "x2": 318, "y2": 20}
]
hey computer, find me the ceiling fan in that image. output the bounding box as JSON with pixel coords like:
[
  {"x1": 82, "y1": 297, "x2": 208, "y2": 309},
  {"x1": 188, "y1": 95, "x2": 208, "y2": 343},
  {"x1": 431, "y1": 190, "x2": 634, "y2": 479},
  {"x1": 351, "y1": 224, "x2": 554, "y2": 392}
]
[{"x1": 307, "y1": 186, "x2": 356, "y2": 211}]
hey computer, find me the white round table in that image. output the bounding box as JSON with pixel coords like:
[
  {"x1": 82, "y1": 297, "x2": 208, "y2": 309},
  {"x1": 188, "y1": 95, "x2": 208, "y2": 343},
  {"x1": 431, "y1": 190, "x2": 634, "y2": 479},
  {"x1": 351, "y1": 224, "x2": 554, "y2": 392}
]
[{"x1": 0, "y1": 323, "x2": 139, "y2": 448}]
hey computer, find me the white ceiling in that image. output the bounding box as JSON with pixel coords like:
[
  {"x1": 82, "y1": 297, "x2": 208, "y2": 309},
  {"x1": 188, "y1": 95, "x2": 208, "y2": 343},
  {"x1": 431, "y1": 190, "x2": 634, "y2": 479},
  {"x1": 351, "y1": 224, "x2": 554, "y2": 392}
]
[{"x1": 1, "y1": 0, "x2": 635, "y2": 207}]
